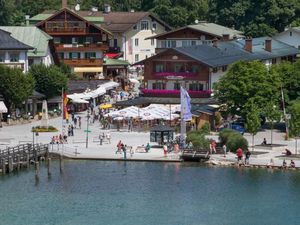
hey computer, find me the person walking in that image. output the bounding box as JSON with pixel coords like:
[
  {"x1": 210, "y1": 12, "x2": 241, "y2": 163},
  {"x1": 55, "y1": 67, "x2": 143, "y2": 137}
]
[
  {"x1": 106, "y1": 132, "x2": 111, "y2": 144},
  {"x1": 74, "y1": 117, "x2": 77, "y2": 128},
  {"x1": 211, "y1": 140, "x2": 217, "y2": 154},
  {"x1": 116, "y1": 140, "x2": 122, "y2": 154},
  {"x1": 78, "y1": 116, "x2": 81, "y2": 129},
  {"x1": 245, "y1": 150, "x2": 251, "y2": 165},
  {"x1": 236, "y1": 148, "x2": 243, "y2": 164},
  {"x1": 163, "y1": 144, "x2": 168, "y2": 157},
  {"x1": 222, "y1": 144, "x2": 227, "y2": 157},
  {"x1": 99, "y1": 134, "x2": 103, "y2": 145},
  {"x1": 122, "y1": 144, "x2": 127, "y2": 159}
]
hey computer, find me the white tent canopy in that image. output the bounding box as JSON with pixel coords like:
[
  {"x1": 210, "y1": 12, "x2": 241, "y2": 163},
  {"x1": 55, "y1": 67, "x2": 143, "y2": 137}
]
[
  {"x1": 99, "y1": 81, "x2": 119, "y2": 90},
  {"x1": 106, "y1": 106, "x2": 140, "y2": 118},
  {"x1": 0, "y1": 101, "x2": 8, "y2": 113}
]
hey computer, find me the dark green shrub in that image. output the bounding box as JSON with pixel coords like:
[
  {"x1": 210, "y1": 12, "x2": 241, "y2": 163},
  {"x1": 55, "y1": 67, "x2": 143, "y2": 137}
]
[
  {"x1": 219, "y1": 128, "x2": 236, "y2": 144},
  {"x1": 226, "y1": 133, "x2": 248, "y2": 153},
  {"x1": 186, "y1": 131, "x2": 210, "y2": 150}
]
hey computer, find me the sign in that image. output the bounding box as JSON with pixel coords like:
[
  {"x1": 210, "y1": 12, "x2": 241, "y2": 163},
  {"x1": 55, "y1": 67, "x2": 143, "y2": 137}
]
[
  {"x1": 166, "y1": 76, "x2": 184, "y2": 80},
  {"x1": 84, "y1": 130, "x2": 91, "y2": 133}
]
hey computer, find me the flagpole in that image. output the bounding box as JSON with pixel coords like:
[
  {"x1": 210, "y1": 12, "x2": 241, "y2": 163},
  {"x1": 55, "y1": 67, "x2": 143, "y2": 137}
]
[{"x1": 61, "y1": 87, "x2": 64, "y2": 136}]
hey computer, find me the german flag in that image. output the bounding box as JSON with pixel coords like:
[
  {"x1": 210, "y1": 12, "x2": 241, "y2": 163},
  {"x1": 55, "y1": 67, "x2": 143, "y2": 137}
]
[{"x1": 63, "y1": 93, "x2": 69, "y2": 120}]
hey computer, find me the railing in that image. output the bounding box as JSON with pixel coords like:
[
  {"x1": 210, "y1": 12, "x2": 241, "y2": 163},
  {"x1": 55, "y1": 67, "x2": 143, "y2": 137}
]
[
  {"x1": 45, "y1": 21, "x2": 87, "y2": 34},
  {"x1": 62, "y1": 58, "x2": 103, "y2": 66},
  {"x1": 55, "y1": 43, "x2": 109, "y2": 51},
  {"x1": 141, "y1": 89, "x2": 212, "y2": 98},
  {"x1": 154, "y1": 72, "x2": 197, "y2": 77}
]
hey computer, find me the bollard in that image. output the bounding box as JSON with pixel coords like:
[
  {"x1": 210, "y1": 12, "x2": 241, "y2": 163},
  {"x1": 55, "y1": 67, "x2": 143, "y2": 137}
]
[
  {"x1": 8, "y1": 156, "x2": 13, "y2": 173},
  {"x1": 2, "y1": 158, "x2": 6, "y2": 175},
  {"x1": 47, "y1": 158, "x2": 51, "y2": 176},
  {"x1": 17, "y1": 154, "x2": 20, "y2": 171},
  {"x1": 59, "y1": 154, "x2": 64, "y2": 174},
  {"x1": 35, "y1": 161, "x2": 39, "y2": 181}
]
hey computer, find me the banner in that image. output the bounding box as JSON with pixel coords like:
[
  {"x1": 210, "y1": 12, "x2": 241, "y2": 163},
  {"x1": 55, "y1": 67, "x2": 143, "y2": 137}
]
[
  {"x1": 63, "y1": 93, "x2": 69, "y2": 121},
  {"x1": 180, "y1": 86, "x2": 192, "y2": 121}
]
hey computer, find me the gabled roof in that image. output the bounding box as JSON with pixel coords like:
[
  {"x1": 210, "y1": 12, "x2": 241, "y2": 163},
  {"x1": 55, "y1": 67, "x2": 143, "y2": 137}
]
[
  {"x1": 35, "y1": 8, "x2": 112, "y2": 36},
  {"x1": 0, "y1": 26, "x2": 52, "y2": 57},
  {"x1": 0, "y1": 29, "x2": 34, "y2": 50},
  {"x1": 147, "y1": 22, "x2": 244, "y2": 40},
  {"x1": 31, "y1": 10, "x2": 171, "y2": 33},
  {"x1": 137, "y1": 37, "x2": 299, "y2": 67}
]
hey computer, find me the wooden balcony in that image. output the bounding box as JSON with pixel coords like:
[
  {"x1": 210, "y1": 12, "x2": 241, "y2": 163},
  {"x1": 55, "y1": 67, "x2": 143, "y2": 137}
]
[
  {"x1": 55, "y1": 43, "x2": 109, "y2": 52},
  {"x1": 62, "y1": 58, "x2": 103, "y2": 67},
  {"x1": 45, "y1": 21, "x2": 87, "y2": 35}
]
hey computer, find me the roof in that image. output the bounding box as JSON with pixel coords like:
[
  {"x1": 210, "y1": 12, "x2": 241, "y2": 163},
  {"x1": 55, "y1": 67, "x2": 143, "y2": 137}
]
[
  {"x1": 0, "y1": 29, "x2": 34, "y2": 50},
  {"x1": 147, "y1": 22, "x2": 244, "y2": 40},
  {"x1": 68, "y1": 80, "x2": 111, "y2": 94},
  {"x1": 0, "y1": 26, "x2": 52, "y2": 57},
  {"x1": 31, "y1": 10, "x2": 171, "y2": 33},
  {"x1": 104, "y1": 58, "x2": 129, "y2": 66},
  {"x1": 138, "y1": 37, "x2": 299, "y2": 67},
  {"x1": 191, "y1": 105, "x2": 219, "y2": 116}
]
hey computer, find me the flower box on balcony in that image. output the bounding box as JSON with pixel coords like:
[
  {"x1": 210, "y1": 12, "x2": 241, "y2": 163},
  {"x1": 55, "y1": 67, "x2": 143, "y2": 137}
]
[
  {"x1": 141, "y1": 89, "x2": 212, "y2": 98},
  {"x1": 154, "y1": 72, "x2": 197, "y2": 77}
]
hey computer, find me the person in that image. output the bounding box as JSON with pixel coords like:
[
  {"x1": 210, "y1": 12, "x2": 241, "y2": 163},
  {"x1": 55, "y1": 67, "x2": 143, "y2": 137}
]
[
  {"x1": 99, "y1": 134, "x2": 103, "y2": 145},
  {"x1": 122, "y1": 144, "x2": 127, "y2": 159},
  {"x1": 78, "y1": 116, "x2": 82, "y2": 129},
  {"x1": 245, "y1": 150, "x2": 251, "y2": 165},
  {"x1": 290, "y1": 160, "x2": 295, "y2": 168},
  {"x1": 222, "y1": 144, "x2": 227, "y2": 157},
  {"x1": 282, "y1": 159, "x2": 287, "y2": 169},
  {"x1": 236, "y1": 148, "x2": 243, "y2": 164},
  {"x1": 74, "y1": 117, "x2": 77, "y2": 128},
  {"x1": 285, "y1": 149, "x2": 292, "y2": 156},
  {"x1": 174, "y1": 143, "x2": 179, "y2": 154},
  {"x1": 163, "y1": 144, "x2": 168, "y2": 157},
  {"x1": 267, "y1": 158, "x2": 274, "y2": 168},
  {"x1": 188, "y1": 141, "x2": 193, "y2": 150},
  {"x1": 106, "y1": 132, "x2": 111, "y2": 144},
  {"x1": 262, "y1": 138, "x2": 267, "y2": 145},
  {"x1": 211, "y1": 140, "x2": 217, "y2": 154},
  {"x1": 145, "y1": 143, "x2": 151, "y2": 153},
  {"x1": 116, "y1": 140, "x2": 122, "y2": 154},
  {"x1": 71, "y1": 124, "x2": 74, "y2": 136},
  {"x1": 128, "y1": 117, "x2": 133, "y2": 132}
]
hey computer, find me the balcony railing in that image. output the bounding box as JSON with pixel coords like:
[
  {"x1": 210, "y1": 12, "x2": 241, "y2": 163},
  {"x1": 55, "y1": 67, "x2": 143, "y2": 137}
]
[
  {"x1": 45, "y1": 21, "x2": 87, "y2": 34},
  {"x1": 154, "y1": 72, "x2": 197, "y2": 77},
  {"x1": 62, "y1": 58, "x2": 103, "y2": 66},
  {"x1": 55, "y1": 43, "x2": 109, "y2": 51},
  {"x1": 141, "y1": 89, "x2": 212, "y2": 98}
]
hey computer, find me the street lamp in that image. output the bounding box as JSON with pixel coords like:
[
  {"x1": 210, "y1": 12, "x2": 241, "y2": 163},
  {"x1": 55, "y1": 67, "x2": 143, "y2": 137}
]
[{"x1": 85, "y1": 110, "x2": 90, "y2": 148}]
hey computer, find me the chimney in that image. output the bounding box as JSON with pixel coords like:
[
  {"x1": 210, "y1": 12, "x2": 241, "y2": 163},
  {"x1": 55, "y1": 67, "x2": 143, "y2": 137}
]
[
  {"x1": 62, "y1": 0, "x2": 67, "y2": 8},
  {"x1": 222, "y1": 34, "x2": 230, "y2": 41},
  {"x1": 212, "y1": 38, "x2": 218, "y2": 48},
  {"x1": 265, "y1": 38, "x2": 272, "y2": 52},
  {"x1": 25, "y1": 15, "x2": 30, "y2": 26},
  {"x1": 244, "y1": 37, "x2": 252, "y2": 52},
  {"x1": 104, "y1": 4, "x2": 111, "y2": 13}
]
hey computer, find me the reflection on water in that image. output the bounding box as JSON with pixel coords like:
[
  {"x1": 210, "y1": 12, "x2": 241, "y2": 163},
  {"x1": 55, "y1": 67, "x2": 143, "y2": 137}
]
[{"x1": 0, "y1": 160, "x2": 300, "y2": 225}]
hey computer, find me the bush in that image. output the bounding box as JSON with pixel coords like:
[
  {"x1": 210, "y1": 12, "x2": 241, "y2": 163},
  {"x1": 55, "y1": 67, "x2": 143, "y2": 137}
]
[
  {"x1": 219, "y1": 129, "x2": 248, "y2": 152},
  {"x1": 32, "y1": 126, "x2": 58, "y2": 132},
  {"x1": 186, "y1": 131, "x2": 210, "y2": 150}
]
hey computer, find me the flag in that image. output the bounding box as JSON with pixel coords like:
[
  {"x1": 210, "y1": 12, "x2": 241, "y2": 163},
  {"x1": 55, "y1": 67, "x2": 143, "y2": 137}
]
[
  {"x1": 180, "y1": 86, "x2": 192, "y2": 121},
  {"x1": 63, "y1": 93, "x2": 69, "y2": 120}
]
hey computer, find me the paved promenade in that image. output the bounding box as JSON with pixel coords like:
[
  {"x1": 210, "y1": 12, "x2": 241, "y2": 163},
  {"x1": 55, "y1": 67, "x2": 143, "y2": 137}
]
[{"x1": 1, "y1": 112, "x2": 300, "y2": 167}]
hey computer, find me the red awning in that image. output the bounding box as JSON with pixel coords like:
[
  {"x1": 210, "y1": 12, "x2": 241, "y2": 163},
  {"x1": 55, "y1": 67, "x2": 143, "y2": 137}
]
[{"x1": 105, "y1": 53, "x2": 121, "y2": 59}]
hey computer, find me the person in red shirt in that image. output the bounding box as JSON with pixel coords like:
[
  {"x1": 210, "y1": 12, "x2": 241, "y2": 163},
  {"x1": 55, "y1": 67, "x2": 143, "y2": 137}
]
[{"x1": 236, "y1": 148, "x2": 243, "y2": 163}]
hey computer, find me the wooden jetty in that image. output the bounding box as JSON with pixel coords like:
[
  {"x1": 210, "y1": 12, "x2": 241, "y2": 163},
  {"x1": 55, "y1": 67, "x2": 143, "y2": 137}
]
[
  {"x1": 181, "y1": 149, "x2": 210, "y2": 162},
  {"x1": 0, "y1": 143, "x2": 49, "y2": 174}
]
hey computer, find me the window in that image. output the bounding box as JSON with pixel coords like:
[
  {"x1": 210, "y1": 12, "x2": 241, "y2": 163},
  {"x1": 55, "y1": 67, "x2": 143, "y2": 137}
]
[
  {"x1": 135, "y1": 38, "x2": 139, "y2": 46},
  {"x1": 10, "y1": 53, "x2": 19, "y2": 62},
  {"x1": 141, "y1": 21, "x2": 149, "y2": 30},
  {"x1": 174, "y1": 83, "x2": 180, "y2": 90},
  {"x1": 189, "y1": 83, "x2": 204, "y2": 91},
  {"x1": 174, "y1": 64, "x2": 183, "y2": 73},
  {"x1": 155, "y1": 64, "x2": 164, "y2": 72},
  {"x1": 151, "y1": 39, "x2": 155, "y2": 46},
  {"x1": 0, "y1": 54, "x2": 5, "y2": 62},
  {"x1": 72, "y1": 37, "x2": 78, "y2": 44},
  {"x1": 53, "y1": 37, "x2": 61, "y2": 44},
  {"x1": 58, "y1": 52, "x2": 64, "y2": 59},
  {"x1": 290, "y1": 32, "x2": 293, "y2": 36},
  {"x1": 135, "y1": 54, "x2": 139, "y2": 62},
  {"x1": 69, "y1": 52, "x2": 80, "y2": 59},
  {"x1": 167, "y1": 40, "x2": 176, "y2": 48},
  {"x1": 86, "y1": 37, "x2": 93, "y2": 44},
  {"x1": 272, "y1": 58, "x2": 277, "y2": 64},
  {"x1": 133, "y1": 24, "x2": 137, "y2": 30},
  {"x1": 222, "y1": 66, "x2": 227, "y2": 72},
  {"x1": 152, "y1": 22, "x2": 157, "y2": 30},
  {"x1": 152, "y1": 82, "x2": 165, "y2": 89},
  {"x1": 182, "y1": 40, "x2": 190, "y2": 47},
  {"x1": 191, "y1": 40, "x2": 196, "y2": 46},
  {"x1": 85, "y1": 52, "x2": 96, "y2": 59},
  {"x1": 212, "y1": 67, "x2": 218, "y2": 73},
  {"x1": 191, "y1": 65, "x2": 199, "y2": 73}
]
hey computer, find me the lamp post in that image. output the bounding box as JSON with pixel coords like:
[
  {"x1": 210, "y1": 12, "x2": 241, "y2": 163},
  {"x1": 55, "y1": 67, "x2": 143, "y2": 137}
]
[{"x1": 86, "y1": 110, "x2": 90, "y2": 148}]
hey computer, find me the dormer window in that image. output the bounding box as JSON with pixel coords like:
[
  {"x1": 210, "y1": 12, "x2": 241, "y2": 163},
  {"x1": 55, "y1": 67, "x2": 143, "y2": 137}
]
[
  {"x1": 133, "y1": 24, "x2": 137, "y2": 30},
  {"x1": 141, "y1": 21, "x2": 149, "y2": 30},
  {"x1": 152, "y1": 22, "x2": 157, "y2": 30}
]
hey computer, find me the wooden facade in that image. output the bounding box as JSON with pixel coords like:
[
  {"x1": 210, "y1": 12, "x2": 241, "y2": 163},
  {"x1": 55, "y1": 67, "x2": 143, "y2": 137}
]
[{"x1": 37, "y1": 8, "x2": 111, "y2": 78}]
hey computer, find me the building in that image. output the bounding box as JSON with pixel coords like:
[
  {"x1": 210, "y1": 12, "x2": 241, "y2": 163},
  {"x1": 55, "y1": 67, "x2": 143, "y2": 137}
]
[
  {"x1": 0, "y1": 29, "x2": 33, "y2": 72},
  {"x1": 147, "y1": 22, "x2": 244, "y2": 53},
  {"x1": 137, "y1": 37, "x2": 299, "y2": 98},
  {"x1": 34, "y1": 7, "x2": 112, "y2": 79},
  {"x1": 273, "y1": 27, "x2": 300, "y2": 49},
  {"x1": 0, "y1": 26, "x2": 54, "y2": 67}
]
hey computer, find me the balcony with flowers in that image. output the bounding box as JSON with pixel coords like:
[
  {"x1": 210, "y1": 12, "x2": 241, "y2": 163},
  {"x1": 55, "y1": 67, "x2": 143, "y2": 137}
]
[
  {"x1": 141, "y1": 89, "x2": 212, "y2": 98},
  {"x1": 153, "y1": 72, "x2": 197, "y2": 78}
]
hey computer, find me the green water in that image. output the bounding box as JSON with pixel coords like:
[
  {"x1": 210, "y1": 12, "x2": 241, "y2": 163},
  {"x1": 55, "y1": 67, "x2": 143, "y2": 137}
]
[{"x1": 0, "y1": 160, "x2": 300, "y2": 225}]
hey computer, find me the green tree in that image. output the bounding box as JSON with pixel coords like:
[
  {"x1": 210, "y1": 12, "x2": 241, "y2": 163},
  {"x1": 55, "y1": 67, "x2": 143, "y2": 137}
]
[
  {"x1": 244, "y1": 99, "x2": 261, "y2": 151},
  {"x1": 29, "y1": 64, "x2": 68, "y2": 99},
  {"x1": 289, "y1": 100, "x2": 300, "y2": 138},
  {"x1": 264, "y1": 101, "x2": 282, "y2": 144},
  {"x1": 0, "y1": 65, "x2": 35, "y2": 113},
  {"x1": 214, "y1": 60, "x2": 281, "y2": 118}
]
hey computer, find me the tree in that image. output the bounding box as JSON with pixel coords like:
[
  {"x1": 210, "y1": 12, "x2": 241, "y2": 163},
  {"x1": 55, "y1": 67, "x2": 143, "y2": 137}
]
[
  {"x1": 29, "y1": 64, "x2": 68, "y2": 99},
  {"x1": 289, "y1": 100, "x2": 300, "y2": 138},
  {"x1": 244, "y1": 99, "x2": 261, "y2": 151},
  {"x1": 214, "y1": 60, "x2": 281, "y2": 118},
  {"x1": 264, "y1": 101, "x2": 282, "y2": 144},
  {"x1": 0, "y1": 65, "x2": 35, "y2": 114}
]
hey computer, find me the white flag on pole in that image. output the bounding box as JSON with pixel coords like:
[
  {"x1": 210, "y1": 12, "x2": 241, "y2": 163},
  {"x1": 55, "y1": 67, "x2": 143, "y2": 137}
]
[{"x1": 180, "y1": 86, "x2": 192, "y2": 121}]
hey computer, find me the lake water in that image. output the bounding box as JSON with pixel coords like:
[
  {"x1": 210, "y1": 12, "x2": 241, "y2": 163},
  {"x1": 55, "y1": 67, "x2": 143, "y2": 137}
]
[{"x1": 1, "y1": 160, "x2": 300, "y2": 225}]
